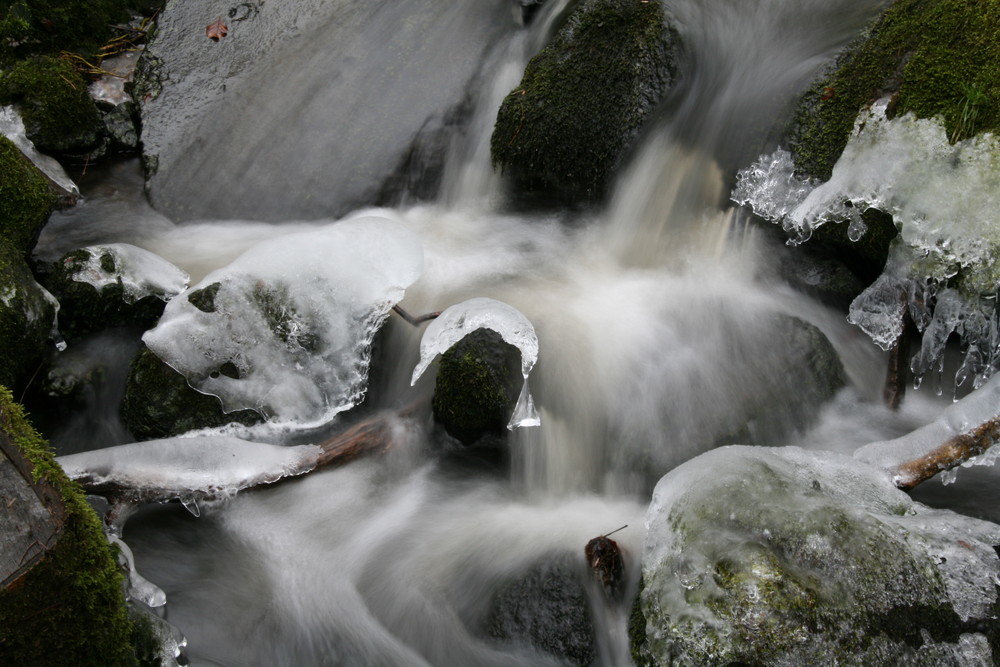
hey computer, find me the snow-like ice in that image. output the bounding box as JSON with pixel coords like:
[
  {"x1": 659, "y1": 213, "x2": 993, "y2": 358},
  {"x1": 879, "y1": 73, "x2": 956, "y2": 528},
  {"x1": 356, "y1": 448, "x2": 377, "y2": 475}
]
[
  {"x1": 142, "y1": 212, "x2": 424, "y2": 425},
  {"x1": 57, "y1": 436, "x2": 322, "y2": 503},
  {"x1": 69, "y1": 243, "x2": 190, "y2": 303},
  {"x1": 410, "y1": 296, "x2": 540, "y2": 429}
]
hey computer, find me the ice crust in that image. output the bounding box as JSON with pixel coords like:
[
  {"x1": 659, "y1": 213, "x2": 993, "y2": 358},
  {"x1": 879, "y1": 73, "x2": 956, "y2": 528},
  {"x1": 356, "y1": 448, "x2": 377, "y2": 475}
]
[
  {"x1": 57, "y1": 436, "x2": 321, "y2": 503},
  {"x1": 734, "y1": 99, "x2": 1000, "y2": 388},
  {"x1": 410, "y1": 296, "x2": 540, "y2": 429},
  {"x1": 0, "y1": 106, "x2": 80, "y2": 199},
  {"x1": 142, "y1": 213, "x2": 424, "y2": 425},
  {"x1": 643, "y1": 445, "x2": 1000, "y2": 662},
  {"x1": 70, "y1": 243, "x2": 190, "y2": 303}
]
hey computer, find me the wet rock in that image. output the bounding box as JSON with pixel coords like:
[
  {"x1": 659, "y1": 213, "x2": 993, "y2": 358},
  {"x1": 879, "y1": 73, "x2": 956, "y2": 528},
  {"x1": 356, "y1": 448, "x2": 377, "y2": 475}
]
[
  {"x1": 491, "y1": 0, "x2": 680, "y2": 203},
  {"x1": 120, "y1": 347, "x2": 263, "y2": 441},
  {"x1": 432, "y1": 328, "x2": 522, "y2": 445},
  {"x1": 0, "y1": 135, "x2": 55, "y2": 255},
  {"x1": 635, "y1": 445, "x2": 1000, "y2": 666},
  {"x1": 138, "y1": 0, "x2": 518, "y2": 221},
  {"x1": 488, "y1": 553, "x2": 596, "y2": 666}
]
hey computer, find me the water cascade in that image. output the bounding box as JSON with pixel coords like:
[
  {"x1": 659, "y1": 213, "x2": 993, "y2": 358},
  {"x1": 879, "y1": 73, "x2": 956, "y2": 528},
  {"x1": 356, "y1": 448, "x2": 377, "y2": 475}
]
[{"x1": 23, "y1": 0, "x2": 1000, "y2": 664}]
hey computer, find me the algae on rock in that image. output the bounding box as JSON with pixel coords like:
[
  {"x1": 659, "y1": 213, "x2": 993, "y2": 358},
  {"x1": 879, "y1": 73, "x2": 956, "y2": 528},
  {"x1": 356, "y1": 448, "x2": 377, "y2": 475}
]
[{"x1": 491, "y1": 0, "x2": 680, "y2": 203}]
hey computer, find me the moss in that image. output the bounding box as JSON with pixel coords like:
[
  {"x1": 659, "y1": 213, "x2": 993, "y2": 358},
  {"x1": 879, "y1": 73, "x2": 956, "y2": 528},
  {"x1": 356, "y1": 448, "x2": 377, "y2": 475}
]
[
  {"x1": 120, "y1": 346, "x2": 263, "y2": 440},
  {"x1": 0, "y1": 241, "x2": 57, "y2": 392},
  {"x1": 0, "y1": 136, "x2": 56, "y2": 255},
  {"x1": 791, "y1": 0, "x2": 1000, "y2": 182},
  {"x1": 628, "y1": 576, "x2": 653, "y2": 667},
  {"x1": 491, "y1": 0, "x2": 678, "y2": 203},
  {"x1": 432, "y1": 328, "x2": 522, "y2": 445},
  {"x1": 0, "y1": 0, "x2": 132, "y2": 63},
  {"x1": 0, "y1": 386, "x2": 139, "y2": 665},
  {"x1": 0, "y1": 55, "x2": 102, "y2": 152}
]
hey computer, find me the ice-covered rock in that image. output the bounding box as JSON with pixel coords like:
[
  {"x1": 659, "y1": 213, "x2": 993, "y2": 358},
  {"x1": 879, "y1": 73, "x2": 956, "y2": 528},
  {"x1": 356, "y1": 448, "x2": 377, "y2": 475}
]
[
  {"x1": 66, "y1": 243, "x2": 188, "y2": 304},
  {"x1": 735, "y1": 99, "x2": 1000, "y2": 390},
  {"x1": 411, "y1": 297, "x2": 540, "y2": 429},
  {"x1": 636, "y1": 445, "x2": 1000, "y2": 666},
  {"x1": 143, "y1": 212, "x2": 423, "y2": 426}
]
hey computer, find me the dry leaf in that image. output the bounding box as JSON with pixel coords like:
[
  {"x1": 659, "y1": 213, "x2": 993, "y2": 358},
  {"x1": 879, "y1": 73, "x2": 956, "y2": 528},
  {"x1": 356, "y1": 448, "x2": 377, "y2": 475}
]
[{"x1": 206, "y1": 18, "x2": 228, "y2": 41}]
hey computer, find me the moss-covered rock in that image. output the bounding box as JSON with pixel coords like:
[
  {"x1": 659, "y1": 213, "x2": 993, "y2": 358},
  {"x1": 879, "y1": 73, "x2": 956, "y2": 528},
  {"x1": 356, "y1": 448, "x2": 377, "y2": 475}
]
[
  {"x1": 790, "y1": 0, "x2": 1000, "y2": 183},
  {"x1": 0, "y1": 56, "x2": 103, "y2": 153},
  {"x1": 0, "y1": 241, "x2": 58, "y2": 392},
  {"x1": 0, "y1": 0, "x2": 132, "y2": 63},
  {"x1": 0, "y1": 135, "x2": 55, "y2": 256},
  {"x1": 121, "y1": 346, "x2": 263, "y2": 441},
  {"x1": 0, "y1": 386, "x2": 141, "y2": 665},
  {"x1": 36, "y1": 246, "x2": 179, "y2": 344},
  {"x1": 432, "y1": 328, "x2": 522, "y2": 445},
  {"x1": 635, "y1": 445, "x2": 1000, "y2": 665},
  {"x1": 491, "y1": 0, "x2": 680, "y2": 203}
]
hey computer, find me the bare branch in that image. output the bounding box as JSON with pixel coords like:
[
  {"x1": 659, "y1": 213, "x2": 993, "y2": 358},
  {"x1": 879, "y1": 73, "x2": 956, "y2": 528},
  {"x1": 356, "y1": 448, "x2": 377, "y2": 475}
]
[{"x1": 893, "y1": 416, "x2": 1000, "y2": 491}]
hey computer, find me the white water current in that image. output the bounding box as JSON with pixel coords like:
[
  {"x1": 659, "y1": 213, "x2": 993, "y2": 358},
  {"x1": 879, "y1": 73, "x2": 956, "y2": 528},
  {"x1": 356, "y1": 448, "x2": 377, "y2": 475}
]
[{"x1": 31, "y1": 0, "x2": 1000, "y2": 664}]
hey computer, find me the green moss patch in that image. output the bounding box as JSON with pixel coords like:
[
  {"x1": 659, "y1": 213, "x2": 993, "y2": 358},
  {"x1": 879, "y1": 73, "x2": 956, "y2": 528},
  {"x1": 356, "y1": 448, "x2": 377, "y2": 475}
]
[
  {"x1": 0, "y1": 0, "x2": 132, "y2": 63},
  {"x1": 791, "y1": 0, "x2": 1000, "y2": 182},
  {"x1": 0, "y1": 386, "x2": 139, "y2": 665},
  {"x1": 491, "y1": 0, "x2": 678, "y2": 202},
  {"x1": 0, "y1": 55, "x2": 102, "y2": 152},
  {"x1": 0, "y1": 136, "x2": 55, "y2": 255}
]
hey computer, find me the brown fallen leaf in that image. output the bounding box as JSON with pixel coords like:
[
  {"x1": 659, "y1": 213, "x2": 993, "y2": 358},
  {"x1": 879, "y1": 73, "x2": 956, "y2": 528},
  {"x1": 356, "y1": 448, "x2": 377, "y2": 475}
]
[{"x1": 206, "y1": 17, "x2": 228, "y2": 41}]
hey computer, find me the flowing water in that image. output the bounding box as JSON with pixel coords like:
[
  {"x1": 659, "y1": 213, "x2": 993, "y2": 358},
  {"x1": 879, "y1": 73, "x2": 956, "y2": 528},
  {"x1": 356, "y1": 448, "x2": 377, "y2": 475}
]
[{"x1": 32, "y1": 0, "x2": 1000, "y2": 664}]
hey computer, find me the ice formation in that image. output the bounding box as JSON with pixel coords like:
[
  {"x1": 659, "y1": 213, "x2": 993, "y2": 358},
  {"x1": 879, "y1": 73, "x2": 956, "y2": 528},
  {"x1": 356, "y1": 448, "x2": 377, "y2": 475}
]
[
  {"x1": 642, "y1": 445, "x2": 1000, "y2": 663},
  {"x1": 142, "y1": 212, "x2": 424, "y2": 425},
  {"x1": 411, "y1": 296, "x2": 540, "y2": 429},
  {"x1": 57, "y1": 436, "x2": 322, "y2": 506},
  {"x1": 733, "y1": 99, "x2": 1000, "y2": 389},
  {"x1": 0, "y1": 106, "x2": 79, "y2": 200},
  {"x1": 69, "y1": 243, "x2": 190, "y2": 303}
]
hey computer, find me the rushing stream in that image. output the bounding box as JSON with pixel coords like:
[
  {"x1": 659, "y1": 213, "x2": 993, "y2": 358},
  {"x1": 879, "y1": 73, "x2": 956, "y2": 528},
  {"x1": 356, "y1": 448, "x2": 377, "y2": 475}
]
[{"x1": 28, "y1": 0, "x2": 1000, "y2": 664}]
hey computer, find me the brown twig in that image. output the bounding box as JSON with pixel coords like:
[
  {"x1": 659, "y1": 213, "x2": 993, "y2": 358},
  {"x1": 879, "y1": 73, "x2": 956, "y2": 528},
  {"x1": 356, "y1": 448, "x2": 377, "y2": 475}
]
[
  {"x1": 392, "y1": 304, "x2": 440, "y2": 327},
  {"x1": 893, "y1": 416, "x2": 1000, "y2": 491}
]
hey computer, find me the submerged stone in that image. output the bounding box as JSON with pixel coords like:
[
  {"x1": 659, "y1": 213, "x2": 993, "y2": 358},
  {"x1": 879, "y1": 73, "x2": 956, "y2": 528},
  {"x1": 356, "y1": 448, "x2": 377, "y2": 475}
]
[{"x1": 635, "y1": 445, "x2": 1000, "y2": 666}]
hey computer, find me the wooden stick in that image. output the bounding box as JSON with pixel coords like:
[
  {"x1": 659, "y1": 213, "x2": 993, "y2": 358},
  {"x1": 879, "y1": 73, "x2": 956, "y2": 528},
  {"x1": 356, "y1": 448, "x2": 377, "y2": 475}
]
[{"x1": 893, "y1": 416, "x2": 1000, "y2": 491}]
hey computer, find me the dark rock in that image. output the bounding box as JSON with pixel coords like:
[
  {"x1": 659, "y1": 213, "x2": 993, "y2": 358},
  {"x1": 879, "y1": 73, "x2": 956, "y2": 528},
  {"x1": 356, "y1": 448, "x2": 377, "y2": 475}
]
[
  {"x1": 488, "y1": 553, "x2": 596, "y2": 666},
  {"x1": 0, "y1": 242, "x2": 58, "y2": 393},
  {"x1": 120, "y1": 347, "x2": 263, "y2": 441},
  {"x1": 491, "y1": 0, "x2": 680, "y2": 203},
  {"x1": 432, "y1": 328, "x2": 522, "y2": 446}
]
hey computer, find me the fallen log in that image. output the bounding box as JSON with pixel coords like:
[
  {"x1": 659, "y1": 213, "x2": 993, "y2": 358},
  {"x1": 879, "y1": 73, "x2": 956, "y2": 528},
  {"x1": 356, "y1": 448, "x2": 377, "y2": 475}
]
[{"x1": 58, "y1": 406, "x2": 422, "y2": 527}]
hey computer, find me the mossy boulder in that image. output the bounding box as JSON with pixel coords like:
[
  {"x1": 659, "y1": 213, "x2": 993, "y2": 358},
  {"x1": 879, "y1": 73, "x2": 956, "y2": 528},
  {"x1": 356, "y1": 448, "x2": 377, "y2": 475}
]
[
  {"x1": 491, "y1": 0, "x2": 680, "y2": 203},
  {"x1": 778, "y1": 0, "x2": 1000, "y2": 282},
  {"x1": 0, "y1": 135, "x2": 55, "y2": 255},
  {"x1": 634, "y1": 445, "x2": 1000, "y2": 665},
  {"x1": 0, "y1": 56, "x2": 103, "y2": 153},
  {"x1": 0, "y1": 0, "x2": 132, "y2": 63},
  {"x1": 0, "y1": 386, "x2": 142, "y2": 665},
  {"x1": 121, "y1": 346, "x2": 263, "y2": 441},
  {"x1": 432, "y1": 328, "x2": 523, "y2": 445}
]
